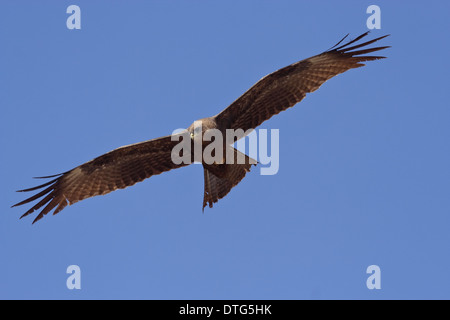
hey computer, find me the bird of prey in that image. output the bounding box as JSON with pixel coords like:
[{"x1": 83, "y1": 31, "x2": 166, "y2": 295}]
[{"x1": 13, "y1": 31, "x2": 390, "y2": 224}]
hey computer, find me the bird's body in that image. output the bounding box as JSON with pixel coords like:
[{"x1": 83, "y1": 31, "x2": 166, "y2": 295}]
[{"x1": 13, "y1": 32, "x2": 390, "y2": 223}]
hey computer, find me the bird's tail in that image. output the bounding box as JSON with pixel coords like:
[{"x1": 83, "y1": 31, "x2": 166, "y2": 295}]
[{"x1": 202, "y1": 146, "x2": 257, "y2": 210}]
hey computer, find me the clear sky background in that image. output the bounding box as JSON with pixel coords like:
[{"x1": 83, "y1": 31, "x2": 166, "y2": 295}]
[{"x1": 1, "y1": 1, "x2": 449, "y2": 300}]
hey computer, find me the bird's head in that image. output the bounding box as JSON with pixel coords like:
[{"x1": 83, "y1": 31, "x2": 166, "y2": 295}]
[
  {"x1": 188, "y1": 118, "x2": 219, "y2": 142},
  {"x1": 189, "y1": 122, "x2": 202, "y2": 140}
]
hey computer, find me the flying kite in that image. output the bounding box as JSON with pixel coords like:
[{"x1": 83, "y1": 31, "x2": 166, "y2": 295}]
[{"x1": 13, "y1": 31, "x2": 389, "y2": 223}]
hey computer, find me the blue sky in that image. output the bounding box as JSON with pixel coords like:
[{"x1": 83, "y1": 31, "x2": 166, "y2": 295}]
[{"x1": 1, "y1": 1, "x2": 449, "y2": 299}]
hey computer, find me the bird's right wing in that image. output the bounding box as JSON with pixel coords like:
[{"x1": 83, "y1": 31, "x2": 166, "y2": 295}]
[{"x1": 12, "y1": 132, "x2": 190, "y2": 223}]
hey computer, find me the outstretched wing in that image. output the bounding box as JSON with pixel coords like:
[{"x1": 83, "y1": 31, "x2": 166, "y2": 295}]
[
  {"x1": 12, "y1": 133, "x2": 189, "y2": 223},
  {"x1": 215, "y1": 32, "x2": 390, "y2": 135}
]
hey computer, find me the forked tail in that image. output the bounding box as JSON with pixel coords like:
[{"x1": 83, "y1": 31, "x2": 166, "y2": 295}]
[{"x1": 202, "y1": 147, "x2": 257, "y2": 210}]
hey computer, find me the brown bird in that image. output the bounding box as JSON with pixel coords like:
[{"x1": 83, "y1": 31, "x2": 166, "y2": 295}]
[{"x1": 13, "y1": 31, "x2": 390, "y2": 223}]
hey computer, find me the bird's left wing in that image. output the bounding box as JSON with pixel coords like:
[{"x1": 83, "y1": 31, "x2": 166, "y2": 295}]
[
  {"x1": 12, "y1": 132, "x2": 189, "y2": 223},
  {"x1": 215, "y1": 32, "x2": 390, "y2": 136}
]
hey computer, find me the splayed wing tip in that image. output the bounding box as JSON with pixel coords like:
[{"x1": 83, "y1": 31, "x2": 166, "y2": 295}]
[
  {"x1": 32, "y1": 172, "x2": 65, "y2": 179},
  {"x1": 330, "y1": 32, "x2": 390, "y2": 56},
  {"x1": 328, "y1": 33, "x2": 351, "y2": 51}
]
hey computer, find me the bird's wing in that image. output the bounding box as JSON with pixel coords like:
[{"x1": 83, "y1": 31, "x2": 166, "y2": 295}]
[
  {"x1": 12, "y1": 132, "x2": 189, "y2": 223},
  {"x1": 215, "y1": 32, "x2": 390, "y2": 136}
]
